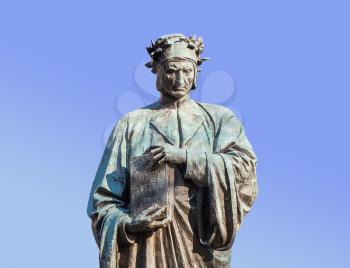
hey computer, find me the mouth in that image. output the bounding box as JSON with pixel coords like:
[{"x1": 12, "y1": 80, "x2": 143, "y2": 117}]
[{"x1": 173, "y1": 86, "x2": 186, "y2": 91}]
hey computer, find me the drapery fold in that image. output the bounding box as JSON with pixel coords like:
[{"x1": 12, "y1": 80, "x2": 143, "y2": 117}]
[
  {"x1": 88, "y1": 117, "x2": 131, "y2": 268},
  {"x1": 87, "y1": 100, "x2": 258, "y2": 267},
  {"x1": 185, "y1": 114, "x2": 258, "y2": 252}
]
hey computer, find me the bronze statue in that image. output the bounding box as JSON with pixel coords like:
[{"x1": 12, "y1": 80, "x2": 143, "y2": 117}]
[{"x1": 87, "y1": 33, "x2": 258, "y2": 268}]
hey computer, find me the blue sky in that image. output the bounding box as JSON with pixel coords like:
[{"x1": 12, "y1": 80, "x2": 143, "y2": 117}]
[{"x1": 0, "y1": 1, "x2": 349, "y2": 267}]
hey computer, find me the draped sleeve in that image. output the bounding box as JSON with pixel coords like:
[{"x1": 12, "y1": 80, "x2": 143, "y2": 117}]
[
  {"x1": 184, "y1": 110, "x2": 258, "y2": 251},
  {"x1": 87, "y1": 115, "x2": 135, "y2": 268}
]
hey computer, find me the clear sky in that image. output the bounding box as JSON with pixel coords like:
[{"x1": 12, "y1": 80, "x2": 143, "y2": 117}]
[{"x1": 1, "y1": 0, "x2": 349, "y2": 267}]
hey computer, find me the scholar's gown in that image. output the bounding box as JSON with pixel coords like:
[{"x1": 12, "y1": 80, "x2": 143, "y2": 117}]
[{"x1": 87, "y1": 97, "x2": 258, "y2": 268}]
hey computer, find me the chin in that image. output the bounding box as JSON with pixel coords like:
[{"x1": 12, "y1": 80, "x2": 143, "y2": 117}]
[
  {"x1": 171, "y1": 92, "x2": 187, "y2": 99},
  {"x1": 170, "y1": 89, "x2": 189, "y2": 98}
]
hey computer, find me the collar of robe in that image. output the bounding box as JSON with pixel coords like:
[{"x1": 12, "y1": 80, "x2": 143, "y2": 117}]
[{"x1": 150, "y1": 94, "x2": 204, "y2": 147}]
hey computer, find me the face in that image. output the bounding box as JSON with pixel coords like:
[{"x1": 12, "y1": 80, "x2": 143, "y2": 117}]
[{"x1": 159, "y1": 59, "x2": 195, "y2": 99}]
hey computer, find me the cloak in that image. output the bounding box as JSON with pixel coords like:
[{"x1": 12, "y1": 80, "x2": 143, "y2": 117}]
[{"x1": 87, "y1": 98, "x2": 258, "y2": 268}]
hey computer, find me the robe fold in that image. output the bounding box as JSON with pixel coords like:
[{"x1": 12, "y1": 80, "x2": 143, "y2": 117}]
[{"x1": 87, "y1": 98, "x2": 258, "y2": 268}]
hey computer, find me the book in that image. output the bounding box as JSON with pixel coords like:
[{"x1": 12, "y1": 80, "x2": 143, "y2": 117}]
[{"x1": 129, "y1": 155, "x2": 174, "y2": 219}]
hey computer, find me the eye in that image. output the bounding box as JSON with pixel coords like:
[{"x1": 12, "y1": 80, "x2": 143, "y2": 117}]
[
  {"x1": 184, "y1": 69, "x2": 192, "y2": 75},
  {"x1": 166, "y1": 69, "x2": 175, "y2": 75}
]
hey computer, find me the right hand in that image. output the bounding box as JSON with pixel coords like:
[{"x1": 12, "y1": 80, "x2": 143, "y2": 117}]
[
  {"x1": 125, "y1": 205, "x2": 171, "y2": 234},
  {"x1": 143, "y1": 145, "x2": 186, "y2": 170}
]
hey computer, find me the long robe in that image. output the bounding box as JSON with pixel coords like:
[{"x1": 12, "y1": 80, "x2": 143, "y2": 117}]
[{"x1": 87, "y1": 98, "x2": 258, "y2": 268}]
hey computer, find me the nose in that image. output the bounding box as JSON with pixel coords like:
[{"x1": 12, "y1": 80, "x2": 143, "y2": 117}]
[{"x1": 175, "y1": 71, "x2": 184, "y2": 86}]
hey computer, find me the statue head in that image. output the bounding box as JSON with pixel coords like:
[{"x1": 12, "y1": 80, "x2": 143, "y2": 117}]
[{"x1": 145, "y1": 33, "x2": 209, "y2": 100}]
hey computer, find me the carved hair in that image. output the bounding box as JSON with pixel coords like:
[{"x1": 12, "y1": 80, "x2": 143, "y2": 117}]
[{"x1": 145, "y1": 33, "x2": 209, "y2": 74}]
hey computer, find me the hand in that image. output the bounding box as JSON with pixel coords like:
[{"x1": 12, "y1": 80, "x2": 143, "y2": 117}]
[
  {"x1": 144, "y1": 144, "x2": 186, "y2": 170},
  {"x1": 125, "y1": 205, "x2": 171, "y2": 234}
]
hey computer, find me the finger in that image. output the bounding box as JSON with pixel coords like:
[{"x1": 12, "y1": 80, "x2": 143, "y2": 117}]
[
  {"x1": 147, "y1": 206, "x2": 168, "y2": 221},
  {"x1": 150, "y1": 147, "x2": 164, "y2": 155},
  {"x1": 146, "y1": 152, "x2": 165, "y2": 170},
  {"x1": 144, "y1": 145, "x2": 161, "y2": 154},
  {"x1": 146, "y1": 216, "x2": 172, "y2": 231},
  {"x1": 139, "y1": 215, "x2": 152, "y2": 223},
  {"x1": 151, "y1": 155, "x2": 165, "y2": 171},
  {"x1": 159, "y1": 216, "x2": 172, "y2": 228},
  {"x1": 146, "y1": 208, "x2": 167, "y2": 222},
  {"x1": 158, "y1": 157, "x2": 166, "y2": 165},
  {"x1": 150, "y1": 153, "x2": 165, "y2": 170},
  {"x1": 153, "y1": 151, "x2": 165, "y2": 161},
  {"x1": 142, "y1": 204, "x2": 160, "y2": 216}
]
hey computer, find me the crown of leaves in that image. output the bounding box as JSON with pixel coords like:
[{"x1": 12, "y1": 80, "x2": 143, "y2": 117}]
[{"x1": 145, "y1": 34, "x2": 209, "y2": 73}]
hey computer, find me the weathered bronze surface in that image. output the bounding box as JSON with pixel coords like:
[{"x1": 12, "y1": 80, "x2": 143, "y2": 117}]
[{"x1": 87, "y1": 33, "x2": 258, "y2": 268}]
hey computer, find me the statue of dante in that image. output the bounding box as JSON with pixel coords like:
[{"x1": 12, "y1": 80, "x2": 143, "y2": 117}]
[{"x1": 87, "y1": 33, "x2": 258, "y2": 268}]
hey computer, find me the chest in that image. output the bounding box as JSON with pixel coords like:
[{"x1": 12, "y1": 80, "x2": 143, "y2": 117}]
[{"x1": 127, "y1": 117, "x2": 215, "y2": 157}]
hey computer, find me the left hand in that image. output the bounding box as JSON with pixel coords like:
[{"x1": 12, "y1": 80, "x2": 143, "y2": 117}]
[
  {"x1": 125, "y1": 205, "x2": 171, "y2": 234},
  {"x1": 144, "y1": 144, "x2": 186, "y2": 169}
]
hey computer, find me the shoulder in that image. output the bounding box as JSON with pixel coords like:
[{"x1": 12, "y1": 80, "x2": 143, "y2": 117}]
[
  {"x1": 195, "y1": 102, "x2": 236, "y2": 121},
  {"x1": 116, "y1": 102, "x2": 159, "y2": 125}
]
